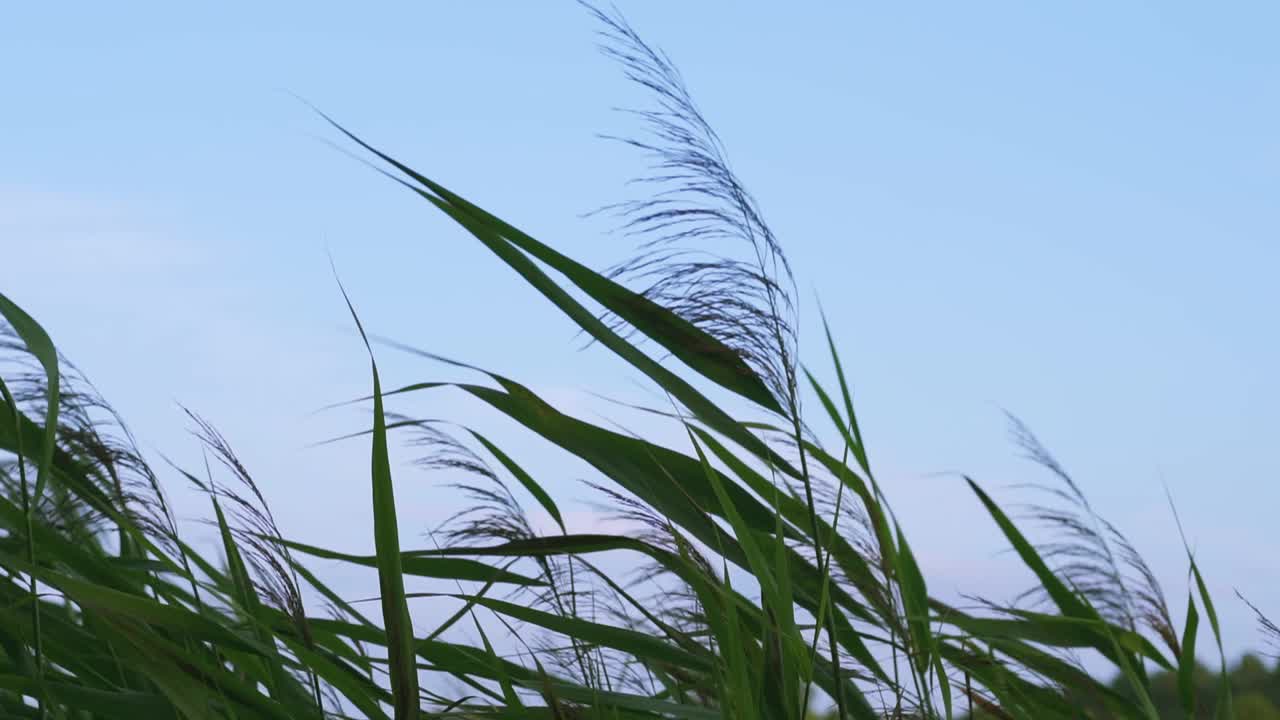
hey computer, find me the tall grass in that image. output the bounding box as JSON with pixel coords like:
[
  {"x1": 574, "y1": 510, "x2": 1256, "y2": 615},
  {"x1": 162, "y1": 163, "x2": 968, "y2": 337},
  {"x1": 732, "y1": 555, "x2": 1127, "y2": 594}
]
[{"x1": 0, "y1": 7, "x2": 1271, "y2": 719}]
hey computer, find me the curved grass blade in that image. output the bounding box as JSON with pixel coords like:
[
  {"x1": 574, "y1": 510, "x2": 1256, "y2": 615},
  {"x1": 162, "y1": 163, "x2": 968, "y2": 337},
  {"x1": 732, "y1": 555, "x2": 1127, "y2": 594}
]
[
  {"x1": 319, "y1": 116, "x2": 782, "y2": 416},
  {"x1": 0, "y1": 292, "x2": 59, "y2": 502},
  {"x1": 466, "y1": 429, "x2": 564, "y2": 533},
  {"x1": 270, "y1": 536, "x2": 546, "y2": 587}
]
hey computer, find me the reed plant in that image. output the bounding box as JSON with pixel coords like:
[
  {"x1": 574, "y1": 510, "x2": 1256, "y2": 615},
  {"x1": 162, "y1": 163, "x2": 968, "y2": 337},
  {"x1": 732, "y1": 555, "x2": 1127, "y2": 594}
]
[{"x1": 0, "y1": 7, "x2": 1272, "y2": 719}]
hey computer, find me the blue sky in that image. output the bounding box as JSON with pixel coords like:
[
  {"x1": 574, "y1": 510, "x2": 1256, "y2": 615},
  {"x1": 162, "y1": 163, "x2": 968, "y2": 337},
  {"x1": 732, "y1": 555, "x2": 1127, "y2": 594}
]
[{"x1": 4, "y1": 2, "x2": 1279, "y2": 660}]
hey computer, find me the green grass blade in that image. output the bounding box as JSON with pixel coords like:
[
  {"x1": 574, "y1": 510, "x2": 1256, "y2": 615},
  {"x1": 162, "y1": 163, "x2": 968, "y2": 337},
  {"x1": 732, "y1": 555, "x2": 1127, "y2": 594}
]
[
  {"x1": 817, "y1": 309, "x2": 870, "y2": 477},
  {"x1": 465, "y1": 429, "x2": 564, "y2": 533},
  {"x1": 965, "y1": 478, "x2": 1094, "y2": 621},
  {"x1": 335, "y1": 276, "x2": 420, "y2": 720},
  {"x1": 0, "y1": 674, "x2": 177, "y2": 719},
  {"x1": 1190, "y1": 561, "x2": 1232, "y2": 719},
  {"x1": 1177, "y1": 592, "x2": 1199, "y2": 718},
  {"x1": 0, "y1": 292, "x2": 59, "y2": 502},
  {"x1": 317, "y1": 116, "x2": 783, "y2": 417},
  {"x1": 270, "y1": 536, "x2": 546, "y2": 587},
  {"x1": 893, "y1": 525, "x2": 932, "y2": 677},
  {"x1": 450, "y1": 593, "x2": 712, "y2": 672}
]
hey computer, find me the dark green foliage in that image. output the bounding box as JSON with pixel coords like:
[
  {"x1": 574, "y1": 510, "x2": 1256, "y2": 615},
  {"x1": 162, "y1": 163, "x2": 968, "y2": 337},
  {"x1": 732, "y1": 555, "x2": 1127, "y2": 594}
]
[{"x1": 960, "y1": 655, "x2": 1280, "y2": 720}]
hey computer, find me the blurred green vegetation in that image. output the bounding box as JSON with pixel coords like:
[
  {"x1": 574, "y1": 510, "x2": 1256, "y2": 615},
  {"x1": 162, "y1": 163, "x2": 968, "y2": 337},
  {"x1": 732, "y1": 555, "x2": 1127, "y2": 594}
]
[{"x1": 953, "y1": 654, "x2": 1280, "y2": 720}]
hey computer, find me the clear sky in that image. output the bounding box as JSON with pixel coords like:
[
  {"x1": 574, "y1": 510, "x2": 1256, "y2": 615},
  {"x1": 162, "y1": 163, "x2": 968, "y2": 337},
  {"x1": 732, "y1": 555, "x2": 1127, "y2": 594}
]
[{"x1": 3, "y1": 2, "x2": 1278, "y2": 660}]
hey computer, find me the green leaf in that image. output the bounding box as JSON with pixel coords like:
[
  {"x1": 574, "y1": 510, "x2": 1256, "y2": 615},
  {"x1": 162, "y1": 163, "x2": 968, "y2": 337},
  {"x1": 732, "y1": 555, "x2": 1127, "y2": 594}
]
[
  {"x1": 0, "y1": 674, "x2": 177, "y2": 719},
  {"x1": 817, "y1": 309, "x2": 871, "y2": 477},
  {"x1": 471, "y1": 614, "x2": 525, "y2": 711},
  {"x1": 0, "y1": 549, "x2": 267, "y2": 655},
  {"x1": 454, "y1": 593, "x2": 711, "y2": 672},
  {"x1": 321, "y1": 116, "x2": 784, "y2": 416},
  {"x1": 1102, "y1": 624, "x2": 1161, "y2": 720},
  {"x1": 1190, "y1": 560, "x2": 1233, "y2": 719},
  {"x1": 1178, "y1": 592, "x2": 1199, "y2": 718},
  {"x1": 0, "y1": 292, "x2": 59, "y2": 502},
  {"x1": 893, "y1": 525, "x2": 932, "y2": 677},
  {"x1": 336, "y1": 276, "x2": 420, "y2": 720},
  {"x1": 466, "y1": 429, "x2": 564, "y2": 533},
  {"x1": 271, "y1": 535, "x2": 547, "y2": 586},
  {"x1": 966, "y1": 479, "x2": 1094, "y2": 620}
]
